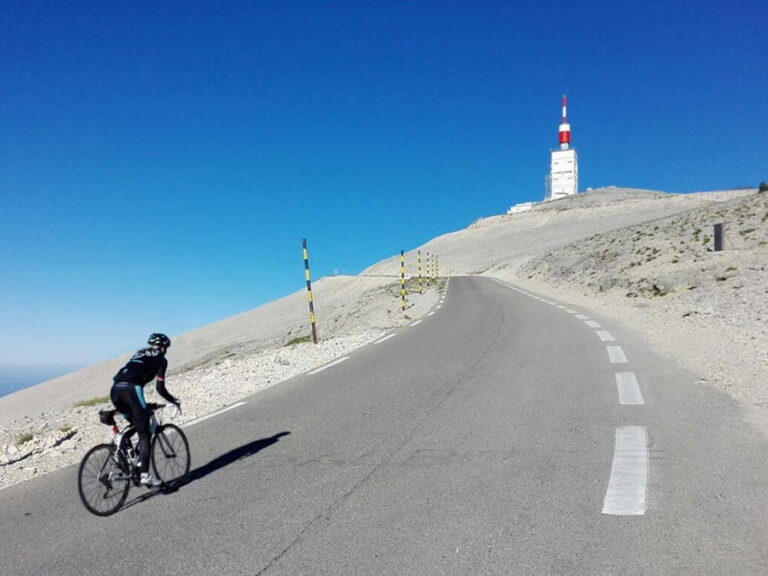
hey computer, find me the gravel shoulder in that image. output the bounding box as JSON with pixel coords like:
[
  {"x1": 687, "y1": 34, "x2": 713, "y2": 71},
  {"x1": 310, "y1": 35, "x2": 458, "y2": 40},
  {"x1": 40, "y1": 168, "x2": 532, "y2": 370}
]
[
  {"x1": 0, "y1": 277, "x2": 442, "y2": 489},
  {"x1": 3, "y1": 186, "x2": 765, "y2": 490},
  {"x1": 367, "y1": 187, "x2": 768, "y2": 435}
]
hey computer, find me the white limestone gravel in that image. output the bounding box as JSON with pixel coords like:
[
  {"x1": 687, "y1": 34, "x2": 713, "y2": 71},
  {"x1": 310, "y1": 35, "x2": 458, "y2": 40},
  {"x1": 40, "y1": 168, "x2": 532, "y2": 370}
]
[
  {"x1": 3, "y1": 186, "x2": 766, "y2": 491},
  {"x1": 368, "y1": 186, "x2": 768, "y2": 435},
  {"x1": 0, "y1": 277, "x2": 442, "y2": 489}
]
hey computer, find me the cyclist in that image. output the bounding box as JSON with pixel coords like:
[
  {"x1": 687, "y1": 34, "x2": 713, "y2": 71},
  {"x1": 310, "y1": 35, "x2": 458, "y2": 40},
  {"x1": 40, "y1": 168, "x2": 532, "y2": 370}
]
[{"x1": 110, "y1": 333, "x2": 181, "y2": 488}]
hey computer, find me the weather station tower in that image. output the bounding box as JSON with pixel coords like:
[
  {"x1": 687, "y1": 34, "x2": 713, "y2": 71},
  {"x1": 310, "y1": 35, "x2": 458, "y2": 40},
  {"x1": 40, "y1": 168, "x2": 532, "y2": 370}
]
[{"x1": 546, "y1": 95, "x2": 579, "y2": 200}]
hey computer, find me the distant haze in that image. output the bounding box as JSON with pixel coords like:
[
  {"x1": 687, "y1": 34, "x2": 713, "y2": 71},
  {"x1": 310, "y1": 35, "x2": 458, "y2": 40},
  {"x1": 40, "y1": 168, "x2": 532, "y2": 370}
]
[{"x1": 0, "y1": 365, "x2": 83, "y2": 398}]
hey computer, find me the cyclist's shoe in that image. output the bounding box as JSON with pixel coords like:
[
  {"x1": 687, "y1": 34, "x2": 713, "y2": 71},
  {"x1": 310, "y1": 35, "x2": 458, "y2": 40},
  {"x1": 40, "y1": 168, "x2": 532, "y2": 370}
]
[{"x1": 139, "y1": 472, "x2": 162, "y2": 488}]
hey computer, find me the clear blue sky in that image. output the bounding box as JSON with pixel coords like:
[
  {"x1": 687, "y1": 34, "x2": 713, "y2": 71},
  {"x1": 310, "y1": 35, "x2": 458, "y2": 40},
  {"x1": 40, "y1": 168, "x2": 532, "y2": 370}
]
[{"x1": 2, "y1": 1, "x2": 766, "y2": 366}]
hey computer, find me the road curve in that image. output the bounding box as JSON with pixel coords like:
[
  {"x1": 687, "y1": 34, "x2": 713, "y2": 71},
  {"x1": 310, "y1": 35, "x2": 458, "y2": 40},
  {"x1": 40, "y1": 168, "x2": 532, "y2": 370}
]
[{"x1": 2, "y1": 276, "x2": 767, "y2": 575}]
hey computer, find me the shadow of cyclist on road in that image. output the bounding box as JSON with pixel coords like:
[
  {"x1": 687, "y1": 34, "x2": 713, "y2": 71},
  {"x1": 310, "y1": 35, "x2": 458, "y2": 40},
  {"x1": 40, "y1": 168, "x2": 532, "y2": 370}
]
[
  {"x1": 166, "y1": 430, "x2": 290, "y2": 490},
  {"x1": 120, "y1": 431, "x2": 290, "y2": 509}
]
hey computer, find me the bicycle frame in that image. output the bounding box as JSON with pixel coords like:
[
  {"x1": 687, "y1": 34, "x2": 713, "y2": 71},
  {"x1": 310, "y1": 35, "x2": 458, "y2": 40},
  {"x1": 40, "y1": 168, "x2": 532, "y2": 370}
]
[
  {"x1": 103, "y1": 404, "x2": 176, "y2": 484},
  {"x1": 81, "y1": 403, "x2": 185, "y2": 515}
]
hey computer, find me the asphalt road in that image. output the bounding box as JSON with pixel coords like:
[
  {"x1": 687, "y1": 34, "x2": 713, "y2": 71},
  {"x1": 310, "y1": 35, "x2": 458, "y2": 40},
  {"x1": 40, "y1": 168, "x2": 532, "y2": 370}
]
[{"x1": 2, "y1": 276, "x2": 767, "y2": 575}]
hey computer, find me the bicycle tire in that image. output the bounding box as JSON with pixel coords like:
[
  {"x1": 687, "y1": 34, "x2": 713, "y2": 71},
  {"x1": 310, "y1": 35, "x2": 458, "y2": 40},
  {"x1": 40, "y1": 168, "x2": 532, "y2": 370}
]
[
  {"x1": 151, "y1": 424, "x2": 190, "y2": 483},
  {"x1": 78, "y1": 443, "x2": 130, "y2": 516}
]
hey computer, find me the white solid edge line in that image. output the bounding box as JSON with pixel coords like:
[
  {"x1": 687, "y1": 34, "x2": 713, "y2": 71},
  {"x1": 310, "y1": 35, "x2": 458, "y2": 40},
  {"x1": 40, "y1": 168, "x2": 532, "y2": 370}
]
[
  {"x1": 602, "y1": 426, "x2": 648, "y2": 515},
  {"x1": 586, "y1": 320, "x2": 603, "y2": 329},
  {"x1": 565, "y1": 309, "x2": 578, "y2": 313},
  {"x1": 596, "y1": 330, "x2": 616, "y2": 342},
  {"x1": 308, "y1": 356, "x2": 349, "y2": 375},
  {"x1": 576, "y1": 314, "x2": 590, "y2": 320},
  {"x1": 374, "y1": 334, "x2": 397, "y2": 344},
  {"x1": 607, "y1": 345, "x2": 628, "y2": 363},
  {"x1": 411, "y1": 320, "x2": 422, "y2": 326},
  {"x1": 616, "y1": 372, "x2": 645, "y2": 405},
  {"x1": 186, "y1": 402, "x2": 247, "y2": 428}
]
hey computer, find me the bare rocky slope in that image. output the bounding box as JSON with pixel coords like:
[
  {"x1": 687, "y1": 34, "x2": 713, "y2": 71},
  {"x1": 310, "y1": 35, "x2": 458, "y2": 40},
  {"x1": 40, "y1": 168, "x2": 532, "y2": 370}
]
[
  {"x1": 366, "y1": 186, "x2": 768, "y2": 432},
  {"x1": 2, "y1": 186, "x2": 766, "y2": 489},
  {"x1": 0, "y1": 276, "x2": 442, "y2": 488},
  {"x1": 0, "y1": 275, "x2": 431, "y2": 426}
]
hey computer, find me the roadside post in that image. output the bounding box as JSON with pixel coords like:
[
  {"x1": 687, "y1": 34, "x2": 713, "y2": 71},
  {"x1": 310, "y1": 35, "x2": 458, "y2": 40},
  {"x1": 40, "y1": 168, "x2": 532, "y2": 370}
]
[
  {"x1": 302, "y1": 238, "x2": 318, "y2": 344},
  {"x1": 418, "y1": 250, "x2": 423, "y2": 295},
  {"x1": 400, "y1": 250, "x2": 406, "y2": 311},
  {"x1": 431, "y1": 254, "x2": 437, "y2": 282},
  {"x1": 714, "y1": 223, "x2": 724, "y2": 252}
]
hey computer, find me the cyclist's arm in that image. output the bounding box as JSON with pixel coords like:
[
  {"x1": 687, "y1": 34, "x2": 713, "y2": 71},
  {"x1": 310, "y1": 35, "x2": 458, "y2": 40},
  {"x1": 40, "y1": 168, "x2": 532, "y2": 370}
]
[{"x1": 154, "y1": 357, "x2": 178, "y2": 404}]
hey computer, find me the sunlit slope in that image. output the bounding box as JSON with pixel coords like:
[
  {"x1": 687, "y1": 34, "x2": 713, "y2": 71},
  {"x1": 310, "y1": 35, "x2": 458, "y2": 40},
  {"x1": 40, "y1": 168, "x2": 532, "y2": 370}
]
[
  {"x1": 4, "y1": 186, "x2": 757, "y2": 426},
  {"x1": 362, "y1": 187, "x2": 748, "y2": 278},
  {"x1": 0, "y1": 275, "x2": 398, "y2": 424}
]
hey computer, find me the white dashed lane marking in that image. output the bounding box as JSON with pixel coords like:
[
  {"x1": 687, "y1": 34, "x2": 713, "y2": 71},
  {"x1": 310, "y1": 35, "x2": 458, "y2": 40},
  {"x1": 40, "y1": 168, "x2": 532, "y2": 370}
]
[
  {"x1": 607, "y1": 346, "x2": 628, "y2": 363},
  {"x1": 374, "y1": 334, "x2": 397, "y2": 345},
  {"x1": 428, "y1": 311, "x2": 435, "y2": 317},
  {"x1": 615, "y1": 372, "x2": 645, "y2": 405},
  {"x1": 602, "y1": 426, "x2": 648, "y2": 515},
  {"x1": 186, "y1": 402, "x2": 247, "y2": 428},
  {"x1": 308, "y1": 357, "x2": 349, "y2": 375},
  {"x1": 489, "y1": 276, "x2": 651, "y2": 516},
  {"x1": 410, "y1": 320, "x2": 422, "y2": 327}
]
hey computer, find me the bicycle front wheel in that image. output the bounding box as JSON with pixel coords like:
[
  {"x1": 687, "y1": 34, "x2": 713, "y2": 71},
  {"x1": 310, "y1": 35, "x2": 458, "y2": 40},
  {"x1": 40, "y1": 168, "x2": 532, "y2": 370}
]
[
  {"x1": 78, "y1": 444, "x2": 130, "y2": 516},
  {"x1": 151, "y1": 424, "x2": 190, "y2": 483}
]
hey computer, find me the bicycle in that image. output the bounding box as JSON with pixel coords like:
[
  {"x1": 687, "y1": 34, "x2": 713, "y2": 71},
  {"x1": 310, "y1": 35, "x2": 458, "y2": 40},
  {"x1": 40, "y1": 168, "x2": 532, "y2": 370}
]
[{"x1": 77, "y1": 402, "x2": 191, "y2": 516}]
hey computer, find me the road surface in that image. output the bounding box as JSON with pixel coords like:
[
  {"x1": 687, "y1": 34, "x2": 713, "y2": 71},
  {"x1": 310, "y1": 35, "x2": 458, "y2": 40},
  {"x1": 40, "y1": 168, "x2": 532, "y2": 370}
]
[{"x1": 2, "y1": 276, "x2": 767, "y2": 575}]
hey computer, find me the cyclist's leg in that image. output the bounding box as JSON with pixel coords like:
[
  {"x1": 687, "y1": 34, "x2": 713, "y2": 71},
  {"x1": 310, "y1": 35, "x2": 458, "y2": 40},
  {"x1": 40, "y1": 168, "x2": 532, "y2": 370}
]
[
  {"x1": 112, "y1": 383, "x2": 150, "y2": 473},
  {"x1": 110, "y1": 383, "x2": 132, "y2": 418},
  {"x1": 127, "y1": 385, "x2": 151, "y2": 475}
]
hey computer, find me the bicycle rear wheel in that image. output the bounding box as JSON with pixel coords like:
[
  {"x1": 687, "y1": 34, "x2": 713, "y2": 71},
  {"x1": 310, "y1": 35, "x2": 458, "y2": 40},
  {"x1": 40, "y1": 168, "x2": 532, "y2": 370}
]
[
  {"x1": 151, "y1": 424, "x2": 190, "y2": 483},
  {"x1": 78, "y1": 444, "x2": 130, "y2": 516}
]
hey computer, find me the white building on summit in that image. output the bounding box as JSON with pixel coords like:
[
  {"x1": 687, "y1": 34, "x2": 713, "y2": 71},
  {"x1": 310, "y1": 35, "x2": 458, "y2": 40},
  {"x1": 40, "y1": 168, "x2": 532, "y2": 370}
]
[
  {"x1": 546, "y1": 95, "x2": 579, "y2": 200},
  {"x1": 507, "y1": 95, "x2": 580, "y2": 215}
]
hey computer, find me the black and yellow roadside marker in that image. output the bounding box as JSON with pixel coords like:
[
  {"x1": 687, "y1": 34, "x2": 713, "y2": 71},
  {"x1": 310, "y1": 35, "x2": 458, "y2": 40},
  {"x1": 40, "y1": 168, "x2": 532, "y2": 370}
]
[
  {"x1": 430, "y1": 254, "x2": 435, "y2": 282},
  {"x1": 418, "y1": 250, "x2": 423, "y2": 295},
  {"x1": 302, "y1": 238, "x2": 318, "y2": 344},
  {"x1": 425, "y1": 252, "x2": 431, "y2": 286},
  {"x1": 400, "y1": 250, "x2": 406, "y2": 311}
]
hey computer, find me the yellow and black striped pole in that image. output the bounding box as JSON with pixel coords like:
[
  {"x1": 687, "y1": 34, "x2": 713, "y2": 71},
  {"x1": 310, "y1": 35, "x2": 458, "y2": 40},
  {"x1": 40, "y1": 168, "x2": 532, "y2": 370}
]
[
  {"x1": 425, "y1": 252, "x2": 431, "y2": 286},
  {"x1": 436, "y1": 255, "x2": 440, "y2": 279},
  {"x1": 302, "y1": 238, "x2": 318, "y2": 344},
  {"x1": 429, "y1": 253, "x2": 434, "y2": 282},
  {"x1": 400, "y1": 250, "x2": 406, "y2": 311},
  {"x1": 418, "y1": 250, "x2": 423, "y2": 295}
]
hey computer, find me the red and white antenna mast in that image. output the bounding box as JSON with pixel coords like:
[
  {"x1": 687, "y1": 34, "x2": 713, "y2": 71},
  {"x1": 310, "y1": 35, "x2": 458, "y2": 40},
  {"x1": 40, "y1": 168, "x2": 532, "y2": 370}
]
[{"x1": 558, "y1": 94, "x2": 571, "y2": 150}]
